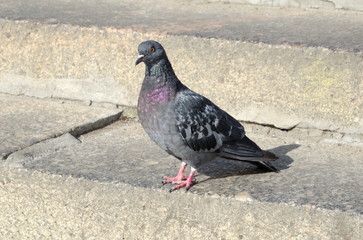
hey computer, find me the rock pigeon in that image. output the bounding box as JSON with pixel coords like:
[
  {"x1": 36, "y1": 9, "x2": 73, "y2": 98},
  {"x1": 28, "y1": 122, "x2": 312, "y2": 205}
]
[{"x1": 136, "y1": 40, "x2": 278, "y2": 191}]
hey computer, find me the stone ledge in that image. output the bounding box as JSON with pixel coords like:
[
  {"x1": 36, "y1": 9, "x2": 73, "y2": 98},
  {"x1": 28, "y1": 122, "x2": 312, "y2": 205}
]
[
  {"x1": 0, "y1": 167, "x2": 361, "y2": 239},
  {"x1": 205, "y1": 0, "x2": 363, "y2": 11},
  {"x1": 0, "y1": 19, "x2": 361, "y2": 136}
]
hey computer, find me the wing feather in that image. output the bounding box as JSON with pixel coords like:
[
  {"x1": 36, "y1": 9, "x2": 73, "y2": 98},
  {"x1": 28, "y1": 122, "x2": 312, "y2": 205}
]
[{"x1": 175, "y1": 89, "x2": 244, "y2": 152}]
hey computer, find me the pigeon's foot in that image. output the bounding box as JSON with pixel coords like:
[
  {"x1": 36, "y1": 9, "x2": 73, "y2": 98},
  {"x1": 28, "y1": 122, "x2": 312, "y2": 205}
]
[
  {"x1": 169, "y1": 177, "x2": 197, "y2": 192},
  {"x1": 162, "y1": 162, "x2": 188, "y2": 185},
  {"x1": 162, "y1": 175, "x2": 187, "y2": 184},
  {"x1": 169, "y1": 168, "x2": 197, "y2": 192}
]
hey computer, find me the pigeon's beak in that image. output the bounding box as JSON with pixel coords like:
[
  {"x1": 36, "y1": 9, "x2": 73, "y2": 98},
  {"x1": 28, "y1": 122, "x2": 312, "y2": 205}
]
[{"x1": 135, "y1": 54, "x2": 144, "y2": 66}]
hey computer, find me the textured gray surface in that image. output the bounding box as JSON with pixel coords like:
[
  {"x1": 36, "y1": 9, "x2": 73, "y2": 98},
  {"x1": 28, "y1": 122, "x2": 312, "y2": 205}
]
[
  {"x1": 0, "y1": 1, "x2": 362, "y2": 238},
  {"x1": 1, "y1": 167, "x2": 361, "y2": 239},
  {"x1": 0, "y1": 94, "x2": 362, "y2": 239},
  {"x1": 5, "y1": 120, "x2": 362, "y2": 215},
  {"x1": 0, "y1": 0, "x2": 362, "y2": 51},
  {"x1": 0, "y1": 20, "x2": 362, "y2": 133},
  {"x1": 0, "y1": 93, "x2": 122, "y2": 159},
  {"x1": 0, "y1": 0, "x2": 362, "y2": 134},
  {"x1": 205, "y1": 0, "x2": 363, "y2": 11}
]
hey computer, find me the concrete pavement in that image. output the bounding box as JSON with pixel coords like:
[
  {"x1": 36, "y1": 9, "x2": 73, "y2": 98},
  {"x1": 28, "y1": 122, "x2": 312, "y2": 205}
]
[
  {"x1": 0, "y1": 0, "x2": 362, "y2": 134},
  {"x1": 1, "y1": 167, "x2": 361, "y2": 239},
  {"x1": 0, "y1": 94, "x2": 122, "y2": 159},
  {"x1": 0, "y1": 0, "x2": 362, "y2": 238},
  {"x1": 0, "y1": 93, "x2": 362, "y2": 239}
]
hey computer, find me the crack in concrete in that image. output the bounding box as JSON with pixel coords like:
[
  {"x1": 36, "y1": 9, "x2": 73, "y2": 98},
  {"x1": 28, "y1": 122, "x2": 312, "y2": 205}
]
[
  {"x1": 2, "y1": 110, "x2": 123, "y2": 161},
  {"x1": 242, "y1": 120, "x2": 298, "y2": 131},
  {"x1": 3, "y1": 133, "x2": 80, "y2": 168},
  {"x1": 68, "y1": 111, "x2": 123, "y2": 138},
  {"x1": 321, "y1": 0, "x2": 336, "y2": 8}
]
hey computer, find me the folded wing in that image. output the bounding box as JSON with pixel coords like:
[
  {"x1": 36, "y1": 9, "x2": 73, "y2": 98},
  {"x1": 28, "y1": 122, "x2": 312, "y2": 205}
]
[{"x1": 175, "y1": 88, "x2": 277, "y2": 165}]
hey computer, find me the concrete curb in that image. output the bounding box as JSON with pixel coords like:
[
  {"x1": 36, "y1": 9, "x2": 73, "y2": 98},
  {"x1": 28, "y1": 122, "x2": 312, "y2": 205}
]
[
  {"x1": 0, "y1": 19, "x2": 362, "y2": 137},
  {"x1": 1, "y1": 2, "x2": 362, "y2": 238},
  {"x1": 0, "y1": 167, "x2": 362, "y2": 239},
  {"x1": 205, "y1": 0, "x2": 363, "y2": 12},
  {"x1": 0, "y1": 93, "x2": 123, "y2": 159}
]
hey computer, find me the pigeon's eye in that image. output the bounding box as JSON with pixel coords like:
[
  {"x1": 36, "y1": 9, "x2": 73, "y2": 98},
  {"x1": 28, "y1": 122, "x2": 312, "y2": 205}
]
[{"x1": 150, "y1": 47, "x2": 155, "y2": 53}]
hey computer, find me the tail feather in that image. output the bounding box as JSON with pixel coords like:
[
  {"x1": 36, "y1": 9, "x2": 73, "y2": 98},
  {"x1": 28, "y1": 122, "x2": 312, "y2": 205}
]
[
  {"x1": 219, "y1": 137, "x2": 279, "y2": 172},
  {"x1": 246, "y1": 160, "x2": 279, "y2": 172},
  {"x1": 221, "y1": 152, "x2": 279, "y2": 172},
  {"x1": 220, "y1": 152, "x2": 276, "y2": 162},
  {"x1": 263, "y1": 150, "x2": 278, "y2": 160}
]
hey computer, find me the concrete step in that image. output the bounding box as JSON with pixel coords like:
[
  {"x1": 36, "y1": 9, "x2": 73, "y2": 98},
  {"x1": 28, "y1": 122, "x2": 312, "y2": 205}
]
[
  {"x1": 207, "y1": 0, "x2": 363, "y2": 11},
  {"x1": 0, "y1": 0, "x2": 362, "y2": 136},
  {"x1": 0, "y1": 93, "x2": 122, "y2": 159},
  {"x1": 1, "y1": 0, "x2": 363, "y2": 238},
  {"x1": 1, "y1": 166, "x2": 362, "y2": 239},
  {"x1": 0, "y1": 94, "x2": 362, "y2": 239}
]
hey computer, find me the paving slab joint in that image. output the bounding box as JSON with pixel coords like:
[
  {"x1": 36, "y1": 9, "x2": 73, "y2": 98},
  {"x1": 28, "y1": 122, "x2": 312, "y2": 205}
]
[
  {"x1": 69, "y1": 110, "x2": 123, "y2": 138},
  {"x1": 0, "y1": 94, "x2": 123, "y2": 160},
  {"x1": 3, "y1": 133, "x2": 80, "y2": 168}
]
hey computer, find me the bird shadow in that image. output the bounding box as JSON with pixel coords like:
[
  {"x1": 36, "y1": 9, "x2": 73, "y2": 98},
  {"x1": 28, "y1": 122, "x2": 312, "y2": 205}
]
[{"x1": 197, "y1": 144, "x2": 300, "y2": 181}]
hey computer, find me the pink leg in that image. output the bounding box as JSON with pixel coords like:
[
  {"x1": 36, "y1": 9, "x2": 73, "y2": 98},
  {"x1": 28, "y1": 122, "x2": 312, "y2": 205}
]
[
  {"x1": 169, "y1": 167, "x2": 197, "y2": 192},
  {"x1": 162, "y1": 162, "x2": 187, "y2": 184}
]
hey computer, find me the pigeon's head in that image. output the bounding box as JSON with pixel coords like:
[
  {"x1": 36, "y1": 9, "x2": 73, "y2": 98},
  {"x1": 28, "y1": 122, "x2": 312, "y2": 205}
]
[{"x1": 135, "y1": 40, "x2": 167, "y2": 66}]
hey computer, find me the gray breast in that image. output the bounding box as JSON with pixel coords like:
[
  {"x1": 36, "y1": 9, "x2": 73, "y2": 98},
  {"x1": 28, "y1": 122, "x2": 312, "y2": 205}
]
[{"x1": 137, "y1": 85, "x2": 217, "y2": 168}]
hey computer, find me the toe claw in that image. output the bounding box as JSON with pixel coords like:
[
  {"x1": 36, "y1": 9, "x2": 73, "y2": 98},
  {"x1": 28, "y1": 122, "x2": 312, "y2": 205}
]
[{"x1": 185, "y1": 183, "x2": 194, "y2": 192}]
